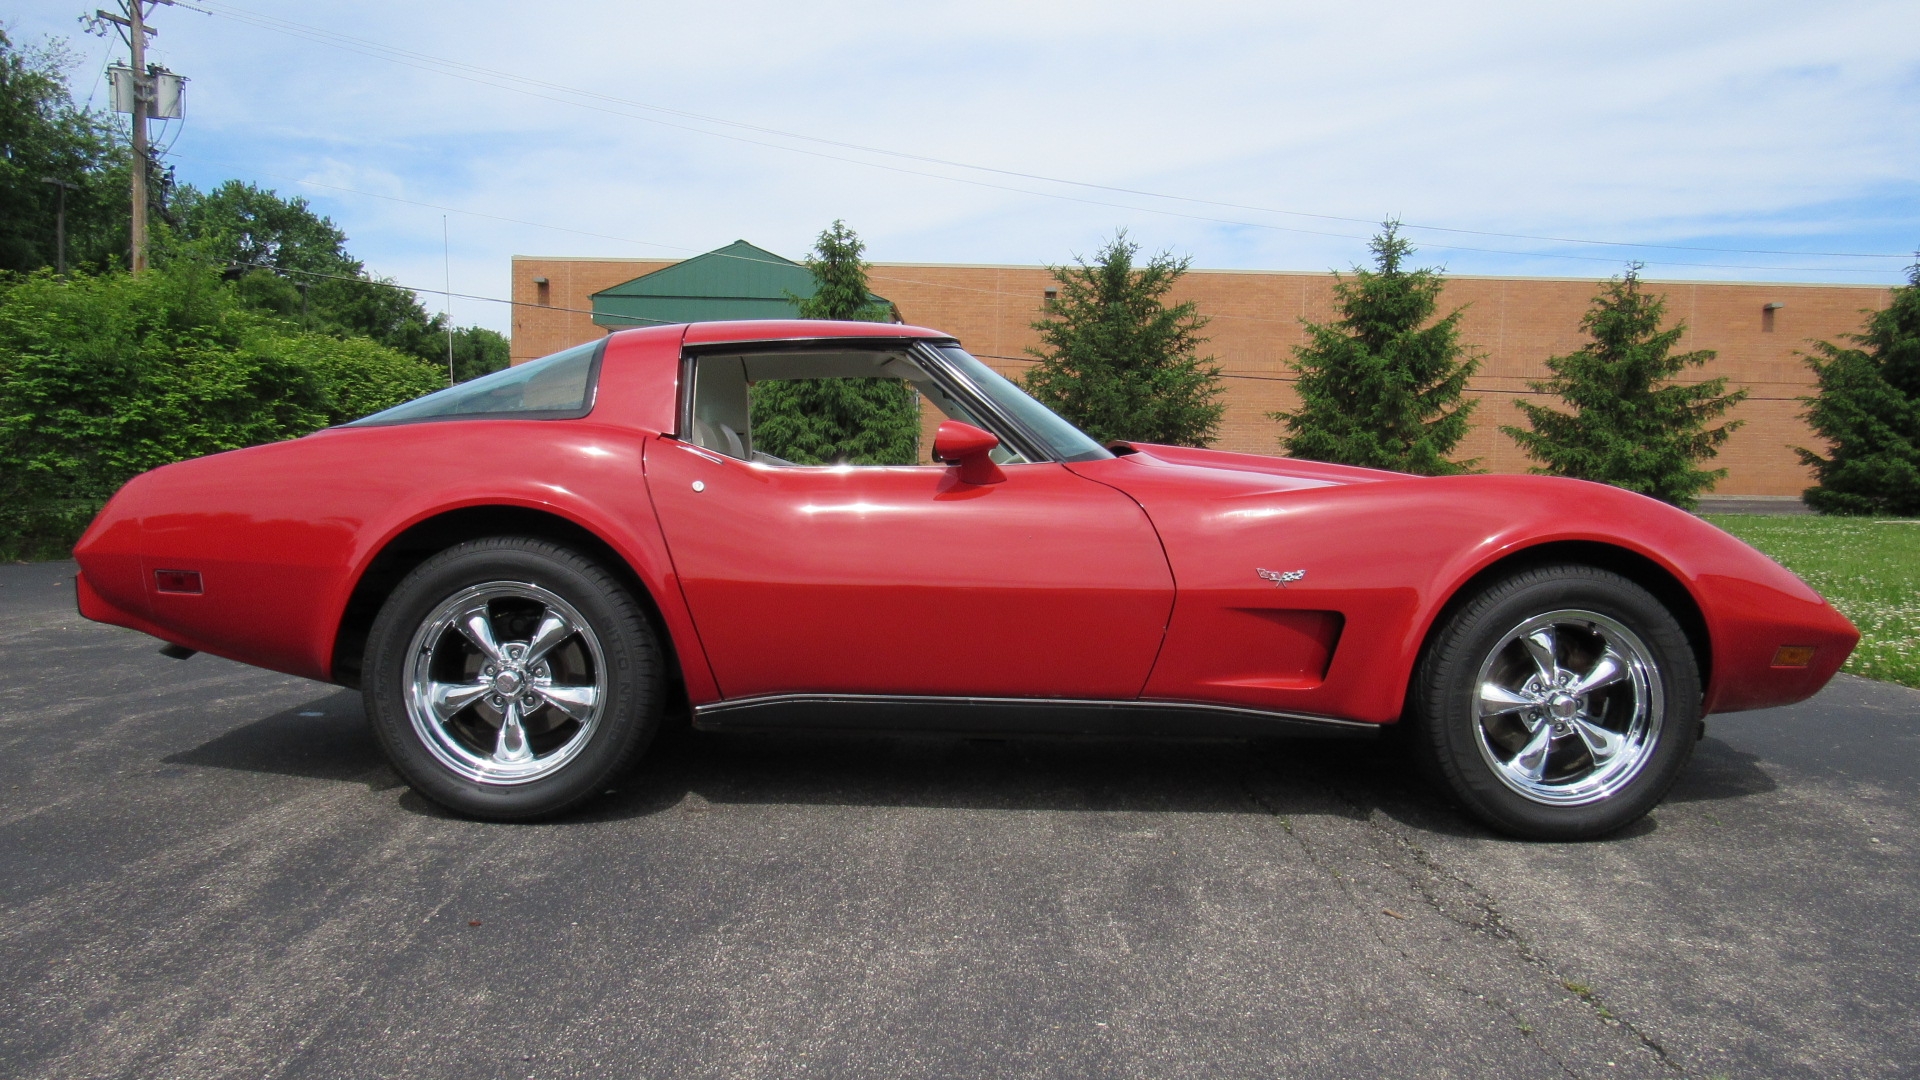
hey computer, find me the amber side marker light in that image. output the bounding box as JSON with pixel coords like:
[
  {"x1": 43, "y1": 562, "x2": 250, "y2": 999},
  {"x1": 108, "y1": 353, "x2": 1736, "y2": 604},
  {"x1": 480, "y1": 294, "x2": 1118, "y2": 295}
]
[
  {"x1": 154, "y1": 569, "x2": 203, "y2": 595},
  {"x1": 1771, "y1": 646, "x2": 1817, "y2": 668}
]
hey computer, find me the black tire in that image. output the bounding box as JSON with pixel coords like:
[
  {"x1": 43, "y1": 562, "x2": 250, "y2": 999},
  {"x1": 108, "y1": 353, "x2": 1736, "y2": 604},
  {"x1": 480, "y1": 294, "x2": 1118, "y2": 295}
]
[
  {"x1": 363, "y1": 537, "x2": 662, "y2": 820},
  {"x1": 1408, "y1": 564, "x2": 1700, "y2": 840}
]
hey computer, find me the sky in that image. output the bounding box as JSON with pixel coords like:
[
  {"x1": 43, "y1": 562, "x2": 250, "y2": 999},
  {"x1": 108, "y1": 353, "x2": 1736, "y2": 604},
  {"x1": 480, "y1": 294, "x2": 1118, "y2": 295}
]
[{"x1": 11, "y1": 0, "x2": 1920, "y2": 334}]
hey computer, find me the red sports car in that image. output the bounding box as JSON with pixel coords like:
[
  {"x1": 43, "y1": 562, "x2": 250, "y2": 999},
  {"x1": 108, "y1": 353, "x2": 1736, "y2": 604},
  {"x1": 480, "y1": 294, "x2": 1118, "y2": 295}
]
[{"x1": 72, "y1": 321, "x2": 1858, "y2": 838}]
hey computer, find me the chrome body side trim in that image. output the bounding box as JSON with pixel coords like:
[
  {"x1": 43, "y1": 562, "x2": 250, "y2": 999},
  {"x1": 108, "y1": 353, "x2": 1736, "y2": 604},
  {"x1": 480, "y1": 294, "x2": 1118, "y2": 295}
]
[{"x1": 691, "y1": 693, "x2": 1377, "y2": 739}]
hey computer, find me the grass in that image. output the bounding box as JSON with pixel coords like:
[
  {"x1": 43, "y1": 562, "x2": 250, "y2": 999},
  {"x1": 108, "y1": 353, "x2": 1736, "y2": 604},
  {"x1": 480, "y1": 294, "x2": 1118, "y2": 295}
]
[{"x1": 1703, "y1": 514, "x2": 1920, "y2": 690}]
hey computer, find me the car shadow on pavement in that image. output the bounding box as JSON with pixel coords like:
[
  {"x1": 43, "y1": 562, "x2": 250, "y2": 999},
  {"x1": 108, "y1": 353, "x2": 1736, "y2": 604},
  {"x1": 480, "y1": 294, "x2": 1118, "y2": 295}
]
[
  {"x1": 594, "y1": 727, "x2": 1399, "y2": 821},
  {"x1": 163, "y1": 688, "x2": 403, "y2": 791},
  {"x1": 167, "y1": 691, "x2": 1779, "y2": 837},
  {"x1": 574, "y1": 724, "x2": 1726, "y2": 843},
  {"x1": 1663, "y1": 736, "x2": 1777, "y2": 802}
]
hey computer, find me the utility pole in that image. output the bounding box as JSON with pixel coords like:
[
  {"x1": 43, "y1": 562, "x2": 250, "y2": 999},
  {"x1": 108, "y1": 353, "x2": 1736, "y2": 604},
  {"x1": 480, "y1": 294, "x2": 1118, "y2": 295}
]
[
  {"x1": 128, "y1": 1, "x2": 150, "y2": 272},
  {"x1": 39, "y1": 177, "x2": 78, "y2": 274},
  {"x1": 91, "y1": 0, "x2": 177, "y2": 274}
]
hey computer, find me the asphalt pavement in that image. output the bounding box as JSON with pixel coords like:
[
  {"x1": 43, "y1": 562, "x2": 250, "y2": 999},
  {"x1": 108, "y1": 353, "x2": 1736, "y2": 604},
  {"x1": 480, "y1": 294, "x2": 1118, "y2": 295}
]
[{"x1": 2, "y1": 559, "x2": 1916, "y2": 1080}]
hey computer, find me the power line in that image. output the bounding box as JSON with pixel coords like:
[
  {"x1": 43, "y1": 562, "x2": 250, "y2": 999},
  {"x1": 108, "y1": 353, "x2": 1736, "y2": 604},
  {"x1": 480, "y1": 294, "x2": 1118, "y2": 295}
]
[
  {"x1": 231, "y1": 264, "x2": 1817, "y2": 404},
  {"x1": 182, "y1": 0, "x2": 1914, "y2": 272},
  {"x1": 155, "y1": 150, "x2": 1913, "y2": 345},
  {"x1": 970, "y1": 355, "x2": 1811, "y2": 401},
  {"x1": 157, "y1": 153, "x2": 1312, "y2": 326},
  {"x1": 190, "y1": 0, "x2": 1909, "y2": 262},
  {"x1": 167, "y1": 153, "x2": 706, "y2": 255},
  {"x1": 234, "y1": 260, "x2": 599, "y2": 316}
]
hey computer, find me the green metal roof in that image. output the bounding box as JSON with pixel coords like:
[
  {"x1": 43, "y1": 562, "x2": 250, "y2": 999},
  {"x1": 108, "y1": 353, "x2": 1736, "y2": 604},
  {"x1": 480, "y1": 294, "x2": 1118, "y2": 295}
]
[{"x1": 589, "y1": 239, "x2": 892, "y2": 328}]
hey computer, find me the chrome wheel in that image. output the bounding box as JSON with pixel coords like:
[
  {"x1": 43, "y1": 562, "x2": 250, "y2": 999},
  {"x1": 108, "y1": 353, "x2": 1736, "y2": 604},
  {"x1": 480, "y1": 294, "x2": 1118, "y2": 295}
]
[
  {"x1": 403, "y1": 581, "x2": 607, "y2": 785},
  {"x1": 1472, "y1": 609, "x2": 1665, "y2": 806}
]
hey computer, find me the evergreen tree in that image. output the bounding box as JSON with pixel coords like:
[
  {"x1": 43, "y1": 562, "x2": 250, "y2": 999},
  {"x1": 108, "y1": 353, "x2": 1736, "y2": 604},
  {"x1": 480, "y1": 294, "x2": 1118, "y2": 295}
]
[
  {"x1": 1274, "y1": 222, "x2": 1480, "y2": 474},
  {"x1": 1022, "y1": 231, "x2": 1223, "y2": 446},
  {"x1": 751, "y1": 221, "x2": 919, "y2": 464},
  {"x1": 1504, "y1": 266, "x2": 1747, "y2": 508},
  {"x1": 793, "y1": 219, "x2": 894, "y2": 323},
  {"x1": 1798, "y1": 261, "x2": 1920, "y2": 515}
]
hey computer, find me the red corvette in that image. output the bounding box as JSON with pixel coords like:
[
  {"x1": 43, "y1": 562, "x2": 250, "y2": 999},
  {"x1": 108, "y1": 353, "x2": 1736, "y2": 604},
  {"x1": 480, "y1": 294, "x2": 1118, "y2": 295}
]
[{"x1": 73, "y1": 321, "x2": 1858, "y2": 838}]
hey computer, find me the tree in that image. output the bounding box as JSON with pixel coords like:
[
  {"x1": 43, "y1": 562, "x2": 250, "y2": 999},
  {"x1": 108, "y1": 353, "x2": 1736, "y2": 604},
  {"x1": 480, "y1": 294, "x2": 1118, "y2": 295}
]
[
  {"x1": 168, "y1": 179, "x2": 357, "y2": 279},
  {"x1": 793, "y1": 219, "x2": 894, "y2": 323},
  {"x1": 1504, "y1": 266, "x2": 1747, "y2": 508},
  {"x1": 1022, "y1": 231, "x2": 1223, "y2": 446},
  {"x1": 0, "y1": 30, "x2": 145, "y2": 273},
  {"x1": 1274, "y1": 222, "x2": 1480, "y2": 474},
  {"x1": 162, "y1": 180, "x2": 511, "y2": 382},
  {"x1": 1797, "y1": 261, "x2": 1920, "y2": 516},
  {"x1": 750, "y1": 220, "x2": 919, "y2": 464},
  {"x1": 167, "y1": 181, "x2": 449, "y2": 359},
  {"x1": 449, "y1": 326, "x2": 510, "y2": 383}
]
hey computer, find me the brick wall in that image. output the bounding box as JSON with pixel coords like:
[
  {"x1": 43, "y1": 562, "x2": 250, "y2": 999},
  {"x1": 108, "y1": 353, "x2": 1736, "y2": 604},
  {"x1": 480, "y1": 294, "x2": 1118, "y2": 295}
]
[
  {"x1": 510, "y1": 255, "x2": 1892, "y2": 496},
  {"x1": 510, "y1": 256, "x2": 677, "y2": 362}
]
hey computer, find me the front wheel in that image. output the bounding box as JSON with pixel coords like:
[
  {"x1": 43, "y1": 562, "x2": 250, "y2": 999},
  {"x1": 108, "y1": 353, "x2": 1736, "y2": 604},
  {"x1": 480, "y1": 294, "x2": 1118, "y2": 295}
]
[
  {"x1": 1408, "y1": 565, "x2": 1701, "y2": 840},
  {"x1": 363, "y1": 537, "x2": 662, "y2": 820}
]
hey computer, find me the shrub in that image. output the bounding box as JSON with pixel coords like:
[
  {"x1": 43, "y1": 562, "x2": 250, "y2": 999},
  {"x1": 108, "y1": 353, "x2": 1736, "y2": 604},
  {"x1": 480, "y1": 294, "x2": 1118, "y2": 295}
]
[{"x1": 0, "y1": 261, "x2": 443, "y2": 556}]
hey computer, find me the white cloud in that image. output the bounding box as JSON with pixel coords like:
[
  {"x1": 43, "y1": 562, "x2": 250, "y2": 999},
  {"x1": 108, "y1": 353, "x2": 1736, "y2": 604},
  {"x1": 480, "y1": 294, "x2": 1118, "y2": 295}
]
[{"x1": 12, "y1": 0, "x2": 1917, "y2": 332}]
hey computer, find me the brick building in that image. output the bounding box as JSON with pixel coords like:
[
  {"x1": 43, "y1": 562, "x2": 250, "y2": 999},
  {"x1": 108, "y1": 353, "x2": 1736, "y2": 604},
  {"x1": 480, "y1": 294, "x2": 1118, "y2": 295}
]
[{"x1": 510, "y1": 246, "x2": 1894, "y2": 496}]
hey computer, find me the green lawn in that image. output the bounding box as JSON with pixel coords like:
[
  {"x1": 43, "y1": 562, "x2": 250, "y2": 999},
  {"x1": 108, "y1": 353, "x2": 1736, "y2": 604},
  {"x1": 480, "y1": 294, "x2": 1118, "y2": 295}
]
[{"x1": 1703, "y1": 514, "x2": 1920, "y2": 690}]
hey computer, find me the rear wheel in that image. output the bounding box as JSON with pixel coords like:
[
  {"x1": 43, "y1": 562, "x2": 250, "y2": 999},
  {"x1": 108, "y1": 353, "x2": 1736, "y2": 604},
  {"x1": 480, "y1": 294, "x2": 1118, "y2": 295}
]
[
  {"x1": 363, "y1": 537, "x2": 661, "y2": 820},
  {"x1": 1409, "y1": 564, "x2": 1700, "y2": 840}
]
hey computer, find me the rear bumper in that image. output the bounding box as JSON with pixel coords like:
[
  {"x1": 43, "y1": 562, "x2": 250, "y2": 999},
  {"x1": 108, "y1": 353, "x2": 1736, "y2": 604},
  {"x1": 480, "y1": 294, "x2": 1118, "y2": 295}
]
[{"x1": 75, "y1": 569, "x2": 183, "y2": 648}]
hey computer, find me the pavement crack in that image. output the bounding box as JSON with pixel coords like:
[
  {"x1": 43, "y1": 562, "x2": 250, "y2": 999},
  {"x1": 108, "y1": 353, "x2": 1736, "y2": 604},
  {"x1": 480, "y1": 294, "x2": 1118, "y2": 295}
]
[
  {"x1": 1238, "y1": 766, "x2": 1587, "y2": 1078},
  {"x1": 1317, "y1": 773, "x2": 1686, "y2": 1074}
]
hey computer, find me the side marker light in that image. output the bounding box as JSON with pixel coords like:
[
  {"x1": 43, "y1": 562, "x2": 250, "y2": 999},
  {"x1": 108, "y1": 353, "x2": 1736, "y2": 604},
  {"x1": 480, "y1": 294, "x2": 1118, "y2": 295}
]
[
  {"x1": 1771, "y1": 645, "x2": 1816, "y2": 668},
  {"x1": 154, "y1": 569, "x2": 203, "y2": 595}
]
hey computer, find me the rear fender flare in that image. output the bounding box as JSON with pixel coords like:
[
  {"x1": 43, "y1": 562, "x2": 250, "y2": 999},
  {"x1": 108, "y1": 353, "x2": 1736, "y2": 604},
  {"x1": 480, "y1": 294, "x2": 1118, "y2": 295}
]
[{"x1": 326, "y1": 497, "x2": 717, "y2": 701}]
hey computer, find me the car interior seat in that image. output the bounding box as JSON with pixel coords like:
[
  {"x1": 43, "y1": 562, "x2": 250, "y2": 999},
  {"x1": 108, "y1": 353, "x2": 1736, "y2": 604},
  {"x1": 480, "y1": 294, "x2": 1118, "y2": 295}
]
[{"x1": 692, "y1": 357, "x2": 753, "y2": 460}]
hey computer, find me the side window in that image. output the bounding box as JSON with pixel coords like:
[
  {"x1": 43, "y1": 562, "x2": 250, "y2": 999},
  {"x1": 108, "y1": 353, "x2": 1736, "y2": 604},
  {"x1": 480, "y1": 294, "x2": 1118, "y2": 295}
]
[
  {"x1": 350, "y1": 339, "x2": 602, "y2": 426},
  {"x1": 686, "y1": 349, "x2": 1027, "y2": 467},
  {"x1": 689, "y1": 356, "x2": 755, "y2": 461}
]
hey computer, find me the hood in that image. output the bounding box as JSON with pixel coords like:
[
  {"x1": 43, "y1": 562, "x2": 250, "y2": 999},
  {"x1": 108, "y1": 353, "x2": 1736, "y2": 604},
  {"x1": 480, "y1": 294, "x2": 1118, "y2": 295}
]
[{"x1": 1110, "y1": 442, "x2": 1411, "y2": 488}]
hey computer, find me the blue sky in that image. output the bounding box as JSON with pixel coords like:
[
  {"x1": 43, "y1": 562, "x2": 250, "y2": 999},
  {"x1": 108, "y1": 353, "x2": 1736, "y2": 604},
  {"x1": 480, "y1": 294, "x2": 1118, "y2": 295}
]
[{"x1": 12, "y1": 0, "x2": 1920, "y2": 333}]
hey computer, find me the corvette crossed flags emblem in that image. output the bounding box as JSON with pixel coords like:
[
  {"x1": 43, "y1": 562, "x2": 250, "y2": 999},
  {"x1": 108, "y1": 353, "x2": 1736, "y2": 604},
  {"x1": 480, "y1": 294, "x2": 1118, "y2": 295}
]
[{"x1": 1256, "y1": 567, "x2": 1306, "y2": 587}]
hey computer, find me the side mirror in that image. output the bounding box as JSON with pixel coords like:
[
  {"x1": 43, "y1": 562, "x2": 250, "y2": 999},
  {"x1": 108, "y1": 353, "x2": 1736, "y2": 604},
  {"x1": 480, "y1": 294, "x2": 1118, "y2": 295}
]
[{"x1": 934, "y1": 420, "x2": 1007, "y2": 485}]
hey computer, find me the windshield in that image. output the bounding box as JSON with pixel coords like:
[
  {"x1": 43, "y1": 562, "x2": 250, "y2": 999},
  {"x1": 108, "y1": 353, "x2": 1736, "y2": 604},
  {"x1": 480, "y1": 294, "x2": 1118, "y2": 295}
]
[{"x1": 933, "y1": 345, "x2": 1112, "y2": 462}]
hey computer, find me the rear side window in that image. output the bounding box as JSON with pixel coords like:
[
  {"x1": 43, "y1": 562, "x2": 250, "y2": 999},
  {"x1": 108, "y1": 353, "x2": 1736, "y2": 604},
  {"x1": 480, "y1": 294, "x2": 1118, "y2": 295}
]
[{"x1": 348, "y1": 339, "x2": 604, "y2": 427}]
